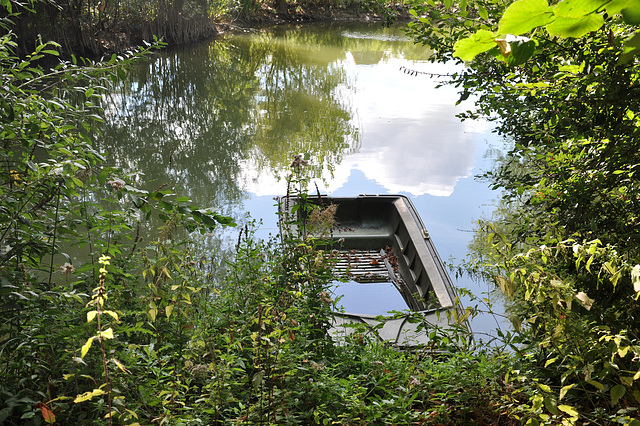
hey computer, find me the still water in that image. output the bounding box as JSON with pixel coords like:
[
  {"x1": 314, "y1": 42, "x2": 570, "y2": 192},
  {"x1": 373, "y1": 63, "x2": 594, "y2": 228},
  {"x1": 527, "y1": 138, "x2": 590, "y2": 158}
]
[{"x1": 98, "y1": 22, "x2": 505, "y2": 342}]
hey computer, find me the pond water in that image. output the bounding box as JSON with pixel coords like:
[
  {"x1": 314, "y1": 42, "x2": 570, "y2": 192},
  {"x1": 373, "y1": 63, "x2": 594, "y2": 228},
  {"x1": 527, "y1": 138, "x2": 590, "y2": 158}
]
[{"x1": 98, "y1": 21, "x2": 506, "y2": 343}]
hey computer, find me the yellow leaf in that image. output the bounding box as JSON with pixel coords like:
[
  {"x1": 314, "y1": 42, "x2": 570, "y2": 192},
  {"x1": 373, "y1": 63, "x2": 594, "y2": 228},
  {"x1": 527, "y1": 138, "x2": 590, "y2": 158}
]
[
  {"x1": 112, "y1": 358, "x2": 131, "y2": 374},
  {"x1": 148, "y1": 308, "x2": 158, "y2": 321},
  {"x1": 538, "y1": 383, "x2": 552, "y2": 393},
  {"x1": 165, "y1": 304, "x2": 174, "y2": 318},
  {"x1": 162, "y1": 267, "x2": 171, "y2": 279},
  {"x1": 100, "y1": 328, "x2": 114, "y2": 339},
  {"x1": 103, "y1": 310, "x2": 119, "y2": 322},
  {"x1": 558, "y1": 404, "x2": 579, "y2": 418},
  {"x1": 81, "y1": 336, "x2": 95, "y2": 358},
  {"x1": 560, "y1": 383, "x2": 576, "y2": 400},
  {"x1": 74, "y1": 388, "x2": 106, "y2": 403},
  {"x1": 87, "y1": 311, "x2": 98, "y2": 323}
]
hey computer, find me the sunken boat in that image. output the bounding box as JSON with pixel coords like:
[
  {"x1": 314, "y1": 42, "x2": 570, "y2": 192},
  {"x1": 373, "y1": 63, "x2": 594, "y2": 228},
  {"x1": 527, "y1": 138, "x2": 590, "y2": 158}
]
[{"x1": 278, "y1": 194, "x2": 469, "y2": 347}]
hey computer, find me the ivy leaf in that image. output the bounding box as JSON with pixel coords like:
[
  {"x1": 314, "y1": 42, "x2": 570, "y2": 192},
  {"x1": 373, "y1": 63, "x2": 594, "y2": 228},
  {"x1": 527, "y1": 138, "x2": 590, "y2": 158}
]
[
  {"x1": 546, "y1": 14, "x2": 604, "y2": 38},
  {"x1": 611, "y1": 384, "x2": 626, "y2": 405},
  {"x1": 453, "y1": 30, "x2": 496, "y2": 61},
  {"x1": 498, "y1": 0, "x2": 554, "y2": 35}
]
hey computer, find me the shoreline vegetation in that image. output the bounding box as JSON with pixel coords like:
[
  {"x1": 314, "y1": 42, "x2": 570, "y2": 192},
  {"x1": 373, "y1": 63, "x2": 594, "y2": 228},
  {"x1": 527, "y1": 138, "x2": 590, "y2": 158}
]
[
  {"x1": 2, "y1": 0, "x2": 640, "y2": 424},
  {"x1": 9, "y1": 0, "x2": 413, "y2": 59}
]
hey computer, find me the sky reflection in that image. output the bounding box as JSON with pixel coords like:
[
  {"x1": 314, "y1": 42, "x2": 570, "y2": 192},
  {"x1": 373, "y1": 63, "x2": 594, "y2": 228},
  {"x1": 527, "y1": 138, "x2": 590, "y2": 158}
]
[{"x1": 240, "y1": 53, "x2": 490, "y2": 198}]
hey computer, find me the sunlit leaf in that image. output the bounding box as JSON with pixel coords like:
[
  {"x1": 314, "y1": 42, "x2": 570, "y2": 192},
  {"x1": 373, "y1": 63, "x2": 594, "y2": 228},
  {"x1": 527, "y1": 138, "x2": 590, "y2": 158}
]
[
  {"x1": 81, "y1": 336, "x2": 96, "y2": 358},
  {"x1": 478, "y1": 5, "x2": 489, "y2": 20},
  {"x1": 112, "y1": 358, "x2": 131, "y2": 374},
  {"x1": 546, "y1": 14, "x2": 604, "y2": 38},
  {"x1": 538, "y1": 382, "x2": 552, "y2": 392},
  {"x1": 632, "y1": 264, "x2": 640, "y2": 292},
  {"x1": 453, "y1": 30, "x2": 496, "y2": 61},
  {"x1": 553, "y1": 0, "x2": 607, "y2": 18},
  {"x1": 87, "y1": 310, "x2": 97, "y2": 323},
  {"x1": 560, "y1": 383, "x2": 576, "y2": 400},
  {"x1": 100, "y1": 328, "x2": 114, "y2": 339},
  {"x1": 498, "y1": 0, "x2": 554, "y2": 35},
  {"x1": 557, "y1": 404, "x2": 579, "y2": 417},
  {"x1": 575, "y1": 291, "x2": 594, "y2": 310},
  {"x1": 103, "y1": 310, "x2": 119, "y2": 322},
  {"x1": 74, "y1": 388, "x2": 106, "y2": 403}
]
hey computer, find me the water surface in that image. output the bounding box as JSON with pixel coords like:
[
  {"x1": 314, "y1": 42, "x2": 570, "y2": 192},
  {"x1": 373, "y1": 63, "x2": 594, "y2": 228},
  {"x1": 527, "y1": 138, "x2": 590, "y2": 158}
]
[{"x1": 99, "y1": 21, "x2": 505, "y2": 342}]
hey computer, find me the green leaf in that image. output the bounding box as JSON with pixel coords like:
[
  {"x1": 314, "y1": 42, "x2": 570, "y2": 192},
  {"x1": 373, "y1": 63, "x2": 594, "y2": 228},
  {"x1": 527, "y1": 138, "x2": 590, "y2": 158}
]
[
  {"x1": 478, "y1": 5, "x2": 489, "y2": 20},
  {"x1": 604, "y1": 0, "x2": 634, "y2": 15},
  {"x1": 621, "y1": 0, "x2": 640, "y2": 25},
  {"x1": 506, "y1": 38, "x2": 536, "y2": 66},
  {"x1": 619, "y1": 32, "x2": 640, "y2": 64},
  {"x1": 498, "y1": 0, "x2": 554, "y2": 35},
  {"x1": 532, "y1": 394, "x2": 544, "y2": 411},
  {"x1": 453, "y1": 30, "x2": 496, "y2": 61},
  {"x1": 553, "y1": 0, "x2": 607, "y2": 18},
  {"x1": 586, "y1": 380, "x2": 604, "y2": 390},
  {"x1": 546, "y1": 13, "x2": 604, "y2": 38},
  {"x1": 611, "y1": 384, "x2": 626, "y2": 405}
]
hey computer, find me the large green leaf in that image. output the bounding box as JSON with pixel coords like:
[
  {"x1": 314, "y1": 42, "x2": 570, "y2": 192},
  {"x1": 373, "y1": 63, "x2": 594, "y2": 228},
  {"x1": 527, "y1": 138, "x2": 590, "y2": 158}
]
[
  {"x1": 604, "y1": 0, "x2": 631, "y2": 15},
  {"x1": 621, "y1": 0, "x2": 640, "y2": 25},
  {"x1": 546, "y1": 13, "x2": 604, "y2": 37},
  {"x1": 611, "y1": 384, "x2": 626, "y2": 405},
  {"x1": 554, "y1": 0, "x2": 607, "y2": 18},
  {"x1": 453, "y1": 30, "x2": 496, "y2": 61},
  {"x1": 507, "y1": 38, "x2": 536, "y2": 66},
  {"x1": 498, "y1": 0, "x2": 554, "y2": 35}
]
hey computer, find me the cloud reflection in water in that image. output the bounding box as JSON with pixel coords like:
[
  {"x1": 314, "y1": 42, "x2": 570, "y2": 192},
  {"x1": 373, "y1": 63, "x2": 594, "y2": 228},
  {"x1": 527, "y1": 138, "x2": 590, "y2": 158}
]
[{"x1": 240, "y1": 48, "x2": 489, "y2": 197}]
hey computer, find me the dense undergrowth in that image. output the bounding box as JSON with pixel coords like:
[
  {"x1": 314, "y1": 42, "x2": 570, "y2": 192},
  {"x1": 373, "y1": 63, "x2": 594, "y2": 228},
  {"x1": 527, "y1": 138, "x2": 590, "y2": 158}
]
[
  {"x1": 5, "y1": 0, "x2": 640, "y2": 424},
  {"x1": 0, "y1": 3, "x2": 512, "y2": 423}
]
